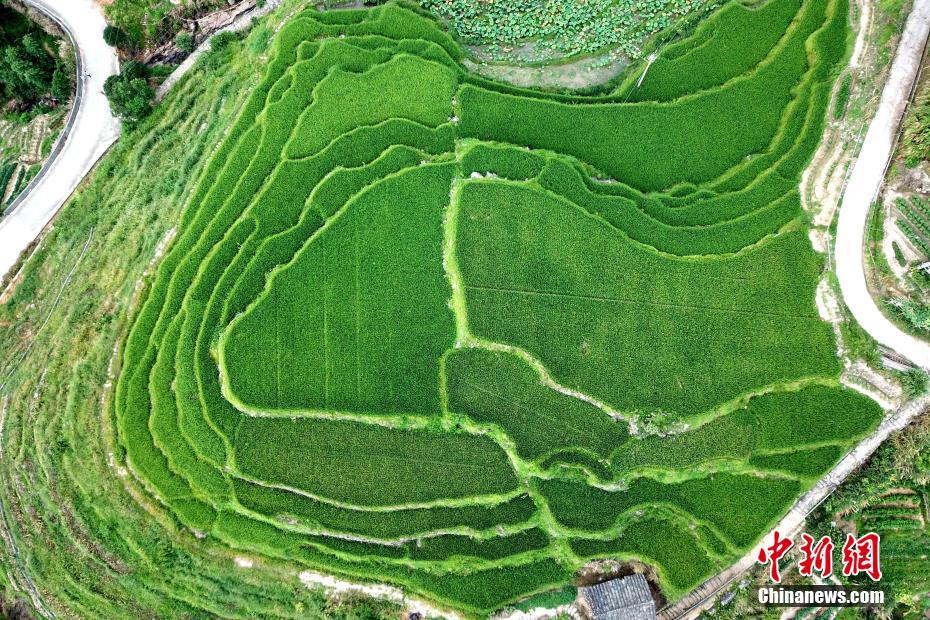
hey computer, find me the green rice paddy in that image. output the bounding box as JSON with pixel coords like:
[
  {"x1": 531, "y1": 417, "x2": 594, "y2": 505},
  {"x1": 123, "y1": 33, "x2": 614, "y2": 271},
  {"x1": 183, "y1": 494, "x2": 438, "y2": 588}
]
[{"x1": 113, "y1": 0, "x2": 883, "y2": 614}]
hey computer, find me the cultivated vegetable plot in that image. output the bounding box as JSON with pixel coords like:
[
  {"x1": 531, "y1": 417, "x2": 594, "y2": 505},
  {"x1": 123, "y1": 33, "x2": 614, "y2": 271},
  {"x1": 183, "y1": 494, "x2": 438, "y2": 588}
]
[
  {"x1": 114, "y1": 0, "x2": 883, "y2": 614},
  {"x1": 855, "y1": 489, "x2": 930, "y2": 594}
]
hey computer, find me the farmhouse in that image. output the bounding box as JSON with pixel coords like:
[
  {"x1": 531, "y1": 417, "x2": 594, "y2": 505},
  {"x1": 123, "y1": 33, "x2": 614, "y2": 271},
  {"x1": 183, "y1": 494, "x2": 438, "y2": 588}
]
[{"x1": 578, "y1": 574, "x2": 657, "y2": 620}]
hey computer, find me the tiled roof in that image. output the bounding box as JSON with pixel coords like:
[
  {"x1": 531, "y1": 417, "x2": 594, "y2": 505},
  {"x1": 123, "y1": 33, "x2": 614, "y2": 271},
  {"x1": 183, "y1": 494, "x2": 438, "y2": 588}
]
[{"x1": 579, "y1": 574, "x2": 656, "y2": 620}]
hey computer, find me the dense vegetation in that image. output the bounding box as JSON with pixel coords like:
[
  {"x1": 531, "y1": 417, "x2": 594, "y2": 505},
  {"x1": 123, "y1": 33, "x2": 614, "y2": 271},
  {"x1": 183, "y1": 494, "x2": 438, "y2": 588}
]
[
  {"x1": 889, "y1": 195, "x2": 930, "y2": 334},
  {"x1": 421, "y1": 0, "x2": 705, "y2": 59},
  {"x1": 0, "y1": 0, "x2": 885, "y2": 615},
  {"x1": 107, "y1": 0, "x2": 882, "y2": 614},
  {"x1": 102, "y1": 0, "x2": 226, "y2": 50},
  {"x1": 103, "y1": 61, "x2": 155, "y2": 125},
  {"x1": 900, "y1": 79, "x2": 930, "y2": 167},
  {"x1": 103, "y1": 0, "x2": 706, "y2": 60},
  {"x1": 0, "y1": 2, "x2": 70, "y2": 112},
  {"x1": 0, "y1": 9, "x2": 407, "y2": 618},
  {"x1": 815, "y1": 414, "x2": 930, "y2": 616},
  {"x1": 696, "y1": 418, "x2": 930, "y2": 620}
]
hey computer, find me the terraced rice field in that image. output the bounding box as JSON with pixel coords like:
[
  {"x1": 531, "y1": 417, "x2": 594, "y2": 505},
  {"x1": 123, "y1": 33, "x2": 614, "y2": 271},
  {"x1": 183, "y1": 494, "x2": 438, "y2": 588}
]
[{"x1": 114, "y1": 0, "x2": 884, "y2": 614}]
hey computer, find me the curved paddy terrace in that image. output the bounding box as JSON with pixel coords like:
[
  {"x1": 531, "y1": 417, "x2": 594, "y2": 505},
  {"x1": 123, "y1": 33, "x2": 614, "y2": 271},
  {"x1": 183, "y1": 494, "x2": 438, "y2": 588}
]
[{"x1": 111, "y1": 0, "x2": 882, "y2": 613}]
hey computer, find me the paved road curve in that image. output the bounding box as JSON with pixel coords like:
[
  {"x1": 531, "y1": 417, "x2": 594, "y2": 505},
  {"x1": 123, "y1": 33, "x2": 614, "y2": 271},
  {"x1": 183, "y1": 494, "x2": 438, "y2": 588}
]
[
  {"x1": 0, "y1": 0, "x2": 120, "y2": 281},
  {"x1": 835, "y1": 0, "x2": 930, "y2": 368}
]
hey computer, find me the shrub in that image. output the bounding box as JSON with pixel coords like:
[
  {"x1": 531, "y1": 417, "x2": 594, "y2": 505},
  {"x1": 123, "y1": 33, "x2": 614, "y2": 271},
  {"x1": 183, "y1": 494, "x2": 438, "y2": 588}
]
[
  {"x1": 176, "y1": 32, "x2": 195, "y2": 54},
  {"x1": 890, "y1": 297, "x2": 930, "y2": 331},
  {"x1": 893, "y1": 240, "x2": 906, "y2": 265},
  {"x1": 102, "y1": 25, "x2": 127, "y2": 48},
  {"x1": 201, "y1": 31, "x2": 242, "y2": 69},
  {"x1": 901, "y1": 89, "x2": 930, "y2": 167},
  {"x1": 121, "y1": 60, "x2": 149, "y2": 80},
  {"x1": 900, "y1": 369, "x2": 928, "y2": 398},
  {"x1": 834, "y1": 73, "x2": 852, "y2": 119},
  {"x1": 210, "y1": 30, "x2": 240, "y2": 52}
]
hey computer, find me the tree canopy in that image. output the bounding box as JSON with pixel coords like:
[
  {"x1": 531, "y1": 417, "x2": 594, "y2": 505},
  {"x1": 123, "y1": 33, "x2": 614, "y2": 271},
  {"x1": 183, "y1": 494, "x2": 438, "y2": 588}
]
[
  {"x1": 0, "y1": 4, "x2": 68, "y2": 110},
  {"x1": 103, "y1": 63, "x2": 154, "y2": 125}
]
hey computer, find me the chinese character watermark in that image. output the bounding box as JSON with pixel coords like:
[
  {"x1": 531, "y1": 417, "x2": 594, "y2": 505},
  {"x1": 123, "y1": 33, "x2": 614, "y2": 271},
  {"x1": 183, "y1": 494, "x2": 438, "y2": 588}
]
[{"x1": 756, "y1": 531, "x2": 881, "y2": 583}]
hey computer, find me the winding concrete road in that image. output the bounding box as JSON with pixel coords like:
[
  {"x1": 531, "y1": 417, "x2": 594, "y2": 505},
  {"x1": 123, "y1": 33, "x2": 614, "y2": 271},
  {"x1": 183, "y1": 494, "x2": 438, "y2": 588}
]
[
  {"x1": 0, "y1": 0, "x2": 120, "y2": 281},
  {"x1": 835, "y1": 0, "x2": 930, "y2": 369}
]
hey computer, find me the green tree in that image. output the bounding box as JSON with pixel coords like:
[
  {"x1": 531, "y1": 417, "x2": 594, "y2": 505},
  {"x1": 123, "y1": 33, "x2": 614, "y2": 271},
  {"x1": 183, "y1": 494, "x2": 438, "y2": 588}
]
[
  {"x1": 121, "y1": 60, "x2": 149, "y2": 80},
  {"x1": 51, "y1": 66, "x2": 70, "y2": 101},
  {"x1": 0, "y1": 8, "x2": 59, "y2": 109},
  {"x1": 103, "y1": 67, "x2": 153, "y2": 125},
  {"x1": 103, "y1": 25, "x2": 127, "y2": 48},
  {"x1": 0, "y1": 45, "x2": 46, "y2": 101},
  {"x1": 21, "y1": 32, "x2": 52, "y2": 70}
]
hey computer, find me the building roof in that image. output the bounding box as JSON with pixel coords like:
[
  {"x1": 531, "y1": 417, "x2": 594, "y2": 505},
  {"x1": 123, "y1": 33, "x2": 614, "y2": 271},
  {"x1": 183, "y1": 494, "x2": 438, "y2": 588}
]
[{"x1": 578, "y1": 574, "x2": 656, "y2": 620}]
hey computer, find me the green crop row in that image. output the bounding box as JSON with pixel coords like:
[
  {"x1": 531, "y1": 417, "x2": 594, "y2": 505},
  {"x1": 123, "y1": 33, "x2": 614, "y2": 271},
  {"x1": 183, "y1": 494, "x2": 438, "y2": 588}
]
[
  {"x1": 860, "y1": 505, "x2": 923, "y2": 518},
  {"x1": 444, "y1": 347, "x2": 630, "y2": 463},
  {"x1": 908, "y1": 194, "x2": 930, "y2": 221},
  {"x1": 897, "y1": 197, "x2": 930, "y2": 237},
  {"x1": 541, "y1": 473, "x2": 802, "y2": 548},
  {"x1": 456, "y1": 179, "x2": 841, "y2": 418},
  {"x1": 456, "y1": 0, "x2": 839, "y2": 192},
  {"x1": 861, "y1": 516, "x2": 925, "y2": 531},
  {"x1": 748, "y1": 445, "x2": 842, "y2": 478},
  {"x1": 114, "y1": 25, "x2": 557, "y2": 609},
  {"x1": 107, "y1": 0, "x2": 872, "y2": 613},
  {"x1": 219, "y1": 163, "x2": 458, "y2": 415},
  {"x1": 621, "y1": 0, "x2": 803, "y2": 102},
  {"x1": 897, "y1": 216, "x2": 930, "y2": 257},
  {"x1": 610, "y1": 385, "x2": 876, "y2": 473},
  {"x1": 233, "y1": 477, "x2": 539, "y2": 539},
  {"x1": 211, "y1": 510, "x2": 570, "y2": 614},
  {"x1": 232, "y1": 414, "x2": 519, "y2": 507},
  {"x1": 570, "y1": 518, "x2": 718, "y2": 593}
]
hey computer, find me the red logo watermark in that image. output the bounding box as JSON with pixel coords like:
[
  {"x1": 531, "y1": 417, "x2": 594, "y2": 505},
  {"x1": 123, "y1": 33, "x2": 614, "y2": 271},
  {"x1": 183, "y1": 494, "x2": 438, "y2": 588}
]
[
  {"x1": 757, "y1": 530, "x2": 793, "y2": 582},
  {"x1": 757, "y1": 531, "x2": 881, "y2": 583},
  {"x1": 841, "y1": 532, "x2": 882, "y2": 581}
]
